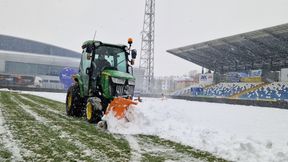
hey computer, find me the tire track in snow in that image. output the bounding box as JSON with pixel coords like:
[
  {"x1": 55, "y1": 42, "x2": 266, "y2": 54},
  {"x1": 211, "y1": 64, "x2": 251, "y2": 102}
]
[
  {"x1": 11, "y1": 95, "x2": 107, "y2": 161},
  {"x1": 124, "y1": 135, "x2": 142, "y2": 162},
  {"x1": 0, "y1": 103, "x2": 24, "y2": 161}
]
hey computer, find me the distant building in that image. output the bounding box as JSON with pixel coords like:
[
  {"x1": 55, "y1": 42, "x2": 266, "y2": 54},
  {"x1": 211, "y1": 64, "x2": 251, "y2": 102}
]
[{"x1": 0, "y1": 34, "x2": 80, "y2": 89}]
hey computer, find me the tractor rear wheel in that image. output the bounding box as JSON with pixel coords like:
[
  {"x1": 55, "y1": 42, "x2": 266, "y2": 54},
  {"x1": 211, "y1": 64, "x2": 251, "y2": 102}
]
[{"x1": 66, "y1": 84, "x2": 83, "y2": 117}]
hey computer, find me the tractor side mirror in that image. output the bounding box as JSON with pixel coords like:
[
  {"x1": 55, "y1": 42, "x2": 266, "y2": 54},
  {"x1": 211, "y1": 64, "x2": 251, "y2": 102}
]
[
  {"x1": 131, "y1": 49, "x2": 137, "y2": 59},
  {"x1": 130, "y1": 59, "x2": 135, "y2": 65}
]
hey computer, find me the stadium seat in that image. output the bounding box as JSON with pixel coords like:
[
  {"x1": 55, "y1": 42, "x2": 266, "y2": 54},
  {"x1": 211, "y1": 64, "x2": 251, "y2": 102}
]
[
  {"x1": 201, "y1": 83, "x2": 260, "y2": 97},
  {"x1": 240, "y1": 82, "x2": 288, "y2": 101}
]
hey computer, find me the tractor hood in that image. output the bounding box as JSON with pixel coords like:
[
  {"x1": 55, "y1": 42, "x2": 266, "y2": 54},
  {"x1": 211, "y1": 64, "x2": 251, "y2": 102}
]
[{"x1": 101, "y1": 69, "x2": 135, "y2": 80}]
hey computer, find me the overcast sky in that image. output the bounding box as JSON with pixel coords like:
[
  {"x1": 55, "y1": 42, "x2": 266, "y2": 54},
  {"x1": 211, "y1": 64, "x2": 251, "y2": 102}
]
[{"x1": 1, "y1": 0, "x2": 288, "y2": 76}]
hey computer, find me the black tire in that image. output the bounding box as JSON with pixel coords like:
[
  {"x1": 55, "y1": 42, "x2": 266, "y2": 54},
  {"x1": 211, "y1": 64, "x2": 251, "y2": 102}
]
[
  {"x1": 66, "y1": 84, "x2": 83, "y2": 117},
  {"x1": 86, "y1": 98, "x2": 103, "y2": 123},
  {"x1": 97, "y1": 121, "x2": 108, "y2": 129}
]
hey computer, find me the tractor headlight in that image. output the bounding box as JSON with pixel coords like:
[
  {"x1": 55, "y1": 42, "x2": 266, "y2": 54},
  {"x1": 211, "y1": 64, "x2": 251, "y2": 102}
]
[
  {"x1": 111, "y1": 77, "x2": 125, "y2": 84},
  {"x1": 128, "y1": 79, "x2": 135, "y2": 85}
]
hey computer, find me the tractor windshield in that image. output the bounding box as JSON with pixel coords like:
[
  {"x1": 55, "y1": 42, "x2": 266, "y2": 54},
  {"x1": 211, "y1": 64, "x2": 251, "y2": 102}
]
[{"x1": 94, "y1": 46, "x2": 127, "y2": 73}]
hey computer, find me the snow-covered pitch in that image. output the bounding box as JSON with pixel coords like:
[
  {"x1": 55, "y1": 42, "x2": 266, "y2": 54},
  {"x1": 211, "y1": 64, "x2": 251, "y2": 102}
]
[{"x1": 24, "y1": 91, "x2": 288, "y2": 162}]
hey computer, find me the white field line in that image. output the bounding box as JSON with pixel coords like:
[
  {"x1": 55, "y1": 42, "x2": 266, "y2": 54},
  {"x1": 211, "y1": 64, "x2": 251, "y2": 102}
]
[
  {"x1": 11, "y1": 96, "x2": 107, "y2": 161},
  {"x1": 124, "y1": 135, "x2": 142, "y2": 162},
  {"x1": 0, "y1": 103, "x2": 24, "y2": 161}
]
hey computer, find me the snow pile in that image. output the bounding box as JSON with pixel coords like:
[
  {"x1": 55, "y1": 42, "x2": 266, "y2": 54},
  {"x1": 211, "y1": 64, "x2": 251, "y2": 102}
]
[
  {"x1": 104, "y1": 105, "x2": 150, "y2": 134},
  {"x1": 106, "y1": 98, "x2": 288, "y2": 162},
  {"x1": 21, "y1": 91, "x2": 288, "y2": 162}
]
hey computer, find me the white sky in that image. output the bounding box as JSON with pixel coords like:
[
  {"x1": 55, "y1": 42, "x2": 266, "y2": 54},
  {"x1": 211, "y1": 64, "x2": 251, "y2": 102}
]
[{"x1": 1, "y1": 0, "x2": 288, "y2": 76}]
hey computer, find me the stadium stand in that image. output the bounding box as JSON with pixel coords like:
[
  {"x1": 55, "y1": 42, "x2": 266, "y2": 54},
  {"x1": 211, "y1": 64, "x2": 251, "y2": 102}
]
[
  {"x1": 168, "y1": 23, "x2": 288, "y2": 103},
  {"x1": 171, "y1": 84, "x2": 204, "y2": 96},
  {"x1": 240, "y1": 82, "x2": 288, "y2": 101},
  {"x1": 173, "y1": 83, "x2": 261, "y2": 97}
]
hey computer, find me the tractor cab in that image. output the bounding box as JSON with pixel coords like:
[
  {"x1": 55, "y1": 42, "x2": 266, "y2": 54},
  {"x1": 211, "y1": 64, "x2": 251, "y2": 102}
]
[
  {"x1": 78, "y1": 40, "x2": 137, "y2": 99},
  {"x1": 66, "y1": 39, "x2": 138, "y2": 126}
]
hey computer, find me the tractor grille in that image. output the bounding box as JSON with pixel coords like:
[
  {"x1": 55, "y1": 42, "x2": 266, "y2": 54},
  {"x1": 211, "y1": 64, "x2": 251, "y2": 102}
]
[
  {"x1": 113, "y1": 84, "x2": 135, "y2": 96},
  {"x1": 115, "y1": 84, "x2": 124, "y2": 95}
]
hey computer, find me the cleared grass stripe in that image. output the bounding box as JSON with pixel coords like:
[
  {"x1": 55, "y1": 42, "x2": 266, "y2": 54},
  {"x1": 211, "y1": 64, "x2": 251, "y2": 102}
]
[
  {"x1": 3, "y1": 120, "x2": 83, "y2": 123},
  {"x1": 0, "y1": 103, "x2": 24, "y2": 161},
  {"x1": 0, "y1": 92, "x2": 86, "y2": 161},
  {"x1": 20, "y1": 94, "x2": 132, "y2": 156},
  {"x1": 15, "y1": 93, "x2": 131, "y2": 162},
  {"x1": 19, "y1": 95, "x2": 66, "y2": 117},
  {"x1": 11, "y1": 95, "x2": 108, "y2": 162},
  {"x1": 18, "y1": 94, "x2": 131, "y2": 161},
  {"x1": 22, "y1": 94, "x2": 65, "y2": 112},
  {"x1": 14, "y1": 95, "x2": 108, "y2": 161}
]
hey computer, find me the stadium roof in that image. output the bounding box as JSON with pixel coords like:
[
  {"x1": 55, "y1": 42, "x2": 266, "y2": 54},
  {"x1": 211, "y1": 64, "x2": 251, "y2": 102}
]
[
  {"x1": 0, "y1": 34, "x2": 81, "y2": 58},
  {"x1": 167, "y1": 23, "x2": 288, "y2": 73}
]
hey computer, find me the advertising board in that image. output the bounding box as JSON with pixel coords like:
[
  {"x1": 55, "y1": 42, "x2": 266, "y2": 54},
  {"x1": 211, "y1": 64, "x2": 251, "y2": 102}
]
[{"x1": 199, "y1": 74, "x2": 213, "y2": 84}]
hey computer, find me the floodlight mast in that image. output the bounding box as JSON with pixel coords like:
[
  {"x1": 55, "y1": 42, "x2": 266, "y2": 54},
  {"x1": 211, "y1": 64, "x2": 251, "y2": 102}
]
[{"x1": 139, "y1": 0, "x2": 155, "y2": 93}]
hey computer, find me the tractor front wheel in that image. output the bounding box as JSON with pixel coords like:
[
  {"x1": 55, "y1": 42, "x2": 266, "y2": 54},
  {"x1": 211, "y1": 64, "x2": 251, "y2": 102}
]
[{"x1": 86, "y1": 98, "x2": 103, "y2": 123}]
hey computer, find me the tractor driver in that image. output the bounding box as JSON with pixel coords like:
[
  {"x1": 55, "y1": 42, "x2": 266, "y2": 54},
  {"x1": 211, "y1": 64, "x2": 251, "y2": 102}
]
[
  {"x1": 94, "y1": 53, "x2": 111, "y2": 72},
  {"x1": 90, "y1": 53, "x2": 111, "y2": 92}
]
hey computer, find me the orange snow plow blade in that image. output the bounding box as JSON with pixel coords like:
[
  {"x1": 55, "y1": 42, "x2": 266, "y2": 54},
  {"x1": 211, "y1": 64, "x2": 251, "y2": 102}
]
[{"x1": 105, "y1": 97, "x2": 138, "y2": 119}]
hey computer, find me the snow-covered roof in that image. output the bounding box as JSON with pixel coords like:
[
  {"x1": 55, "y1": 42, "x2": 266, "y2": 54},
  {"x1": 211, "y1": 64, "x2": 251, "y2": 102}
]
[
  {"x1": 167, "y1": 23, "x2": 288, "y2": 73},
  {"x1": 0, "y1": 34, "x2": 81, "y2": 58}
]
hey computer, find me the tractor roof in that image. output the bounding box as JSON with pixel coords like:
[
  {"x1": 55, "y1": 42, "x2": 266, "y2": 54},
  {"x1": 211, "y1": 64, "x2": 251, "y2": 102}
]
[{"x1": 82, "y1": 40, "x2": 127, "y2": 49}]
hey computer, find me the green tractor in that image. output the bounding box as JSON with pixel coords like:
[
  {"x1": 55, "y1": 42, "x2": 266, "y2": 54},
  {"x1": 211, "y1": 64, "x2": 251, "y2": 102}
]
[{"x1": 66, "y1": 38, "x2": 137, "y2": 127}]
